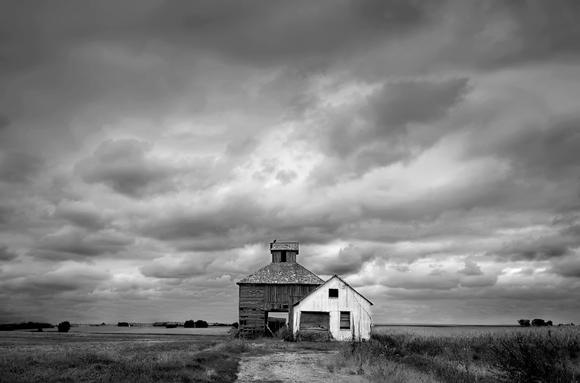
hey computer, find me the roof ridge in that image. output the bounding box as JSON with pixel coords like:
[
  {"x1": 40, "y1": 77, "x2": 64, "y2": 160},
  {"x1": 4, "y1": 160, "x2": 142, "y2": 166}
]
[
  {"x1": 292, "y1": 274, "x2": 373, "y2": 306},
  {"x1": 237, "y1": 261, "x2": 323, "y2": 285}
]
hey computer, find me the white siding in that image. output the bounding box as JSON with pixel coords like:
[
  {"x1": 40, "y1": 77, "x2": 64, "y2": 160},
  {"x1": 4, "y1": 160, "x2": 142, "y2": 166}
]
[{"x1": 292, "y1": 276, "x2": 372, "y2": 340}]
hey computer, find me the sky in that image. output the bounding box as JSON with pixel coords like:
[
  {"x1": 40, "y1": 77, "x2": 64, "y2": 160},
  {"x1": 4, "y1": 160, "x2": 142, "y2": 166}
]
[{"x1": 1, "y1": 0, "x2": 580, "y2": 326}]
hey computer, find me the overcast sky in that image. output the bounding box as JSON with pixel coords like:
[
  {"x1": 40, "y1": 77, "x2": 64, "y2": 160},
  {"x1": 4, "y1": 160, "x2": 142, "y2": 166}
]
[{"x1": 1, "y1": 0, "x2": 580, "y2": 325}]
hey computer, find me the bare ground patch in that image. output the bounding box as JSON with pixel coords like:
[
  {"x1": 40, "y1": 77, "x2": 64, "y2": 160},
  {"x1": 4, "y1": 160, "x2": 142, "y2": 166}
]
[{"x1": 236, "y1": 350, "x2": 366, "y2": 383}]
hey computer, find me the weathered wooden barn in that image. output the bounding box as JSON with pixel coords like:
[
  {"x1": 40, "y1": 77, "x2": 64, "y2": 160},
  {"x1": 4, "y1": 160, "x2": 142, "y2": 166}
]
[
  {"x1": 291, "y1": 275, "x2": 373, "y2": 340},
  {"x1": 237, "y1": 241, "x2": 323, "y2": 338}
]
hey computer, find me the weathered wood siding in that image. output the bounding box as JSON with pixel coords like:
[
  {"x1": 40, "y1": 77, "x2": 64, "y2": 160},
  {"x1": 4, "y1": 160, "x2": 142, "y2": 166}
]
[
  {"x1": 291, "y1": 277, "x2": 372, "y2": 340},
  {"x1": 270, "y1": 251, "x2": 297, "y2": 263},
  {"x1": 238, "y1": 284, "x2": 265, "y2": 337},
  {"x1": 263, "y1": 284, "x2": 318, "y2": 311},
  {"x1": 239, "y1": 283, "x2": 320, "y2": 337}
]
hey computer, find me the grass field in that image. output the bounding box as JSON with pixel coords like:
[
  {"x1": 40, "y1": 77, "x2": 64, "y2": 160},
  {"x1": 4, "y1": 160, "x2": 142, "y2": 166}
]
[
  {"x1": 0, "y1": 331, "x2": 238, "y2": 383},
  {"x1": 343, "y1": 325, "x2": 580, "y2": 383},
  {"x1": 2, "y1": 325, "x2": 579, "y2": 382}
]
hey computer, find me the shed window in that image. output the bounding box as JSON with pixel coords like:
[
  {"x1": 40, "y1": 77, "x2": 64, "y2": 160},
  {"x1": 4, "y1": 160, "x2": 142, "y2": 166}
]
[
  {"x1": 329, "y1": 288, "x2": 338, "y2": 298},
  {"x1": 340, "y1": 312, "x2": 350, "y2": 330}
]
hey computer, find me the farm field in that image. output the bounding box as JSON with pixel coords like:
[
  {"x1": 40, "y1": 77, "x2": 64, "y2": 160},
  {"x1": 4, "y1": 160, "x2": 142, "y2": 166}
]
[
  {"x1": 1, "y1": 325, "x2": 579, "y2": 382},
  {"x1": 355, "y1": 325, "x2": 580, "y2": 383}
]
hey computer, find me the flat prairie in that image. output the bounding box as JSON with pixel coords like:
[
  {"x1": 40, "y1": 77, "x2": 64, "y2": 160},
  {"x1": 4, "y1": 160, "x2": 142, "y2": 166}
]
[{"x1": 2, "y1": 325, "x2": 579, "y2": 383}]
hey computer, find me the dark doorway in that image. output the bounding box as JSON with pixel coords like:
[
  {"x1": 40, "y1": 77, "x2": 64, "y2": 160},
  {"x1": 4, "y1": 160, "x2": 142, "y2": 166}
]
[
  {"x1": 265, "y1": 312, "x2": 288, "y2": 336},
  {"x1": 299, "y1": 312, "x2": 330, "y2": 331}
]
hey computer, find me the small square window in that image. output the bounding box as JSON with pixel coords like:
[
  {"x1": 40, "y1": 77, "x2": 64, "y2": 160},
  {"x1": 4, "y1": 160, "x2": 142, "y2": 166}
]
[{"x1": 329, "y1": 288, "x2": 338, "y2": 298}]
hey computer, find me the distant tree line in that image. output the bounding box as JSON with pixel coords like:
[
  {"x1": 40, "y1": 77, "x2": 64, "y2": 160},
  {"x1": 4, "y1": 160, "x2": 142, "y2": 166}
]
[
  {"x1": 115, "y1": 320, "x2": 239, "y2": 328},
  {"x1": 518, "y1": 319, "x2": 554, "y2": 327},
  {"x1": 184, "y1": 320, "x2": 208, "y2": 328},
  {"x1": 0, "y1": 322, "x2": 54, "y2": 331}
]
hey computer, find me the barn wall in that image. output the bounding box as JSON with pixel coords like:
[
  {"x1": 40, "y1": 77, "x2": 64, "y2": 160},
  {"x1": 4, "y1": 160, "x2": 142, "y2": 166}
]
[
  {"x1": 291, "y1": 277, "x2": 372, "y2": 340},
  {"x1": 239, "y1": 283, "x2": 320, "y2": 337},
  {"x1": 263, "y1": 284, "x2": 318, "y2": 311},
  {"x1": 238, "y1": 284, "x2": 265, "y2": 337}
]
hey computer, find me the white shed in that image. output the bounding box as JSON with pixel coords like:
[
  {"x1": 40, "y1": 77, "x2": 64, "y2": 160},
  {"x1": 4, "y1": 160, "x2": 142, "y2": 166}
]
[{"x1": 291, "y1": 275, "x2": 373, "y2": 340}]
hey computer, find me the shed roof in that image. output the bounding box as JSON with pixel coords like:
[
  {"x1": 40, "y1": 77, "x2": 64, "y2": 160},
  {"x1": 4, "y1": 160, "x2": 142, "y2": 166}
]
[
  {"x1": 237, "y1": 262, "x2": 324, "y2": 285},
  {"x1": 293, "y1": 274, "x2": 373, "y2": 306}
]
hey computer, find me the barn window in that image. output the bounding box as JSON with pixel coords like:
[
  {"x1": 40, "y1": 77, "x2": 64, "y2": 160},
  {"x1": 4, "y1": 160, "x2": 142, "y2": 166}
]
[
  {"x1": 340, "y1": 312, "x2": 350, "y2": 329},
  {"x1": 329, "y1": 288, "x2": 338, "y2": 298}
]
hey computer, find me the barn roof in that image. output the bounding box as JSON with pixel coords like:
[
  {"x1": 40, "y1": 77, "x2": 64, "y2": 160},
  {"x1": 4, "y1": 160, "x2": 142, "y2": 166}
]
[
  {"x1": 293, "y1": 274, "x2": 374, "y2": 306},
  {"x1": 237, "y1": 262, "x2": 324, "y2": 285}
]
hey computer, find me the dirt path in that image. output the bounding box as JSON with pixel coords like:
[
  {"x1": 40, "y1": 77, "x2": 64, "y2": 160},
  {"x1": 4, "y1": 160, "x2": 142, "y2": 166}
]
[{"x1": 236, "y1": 350, "x2": 367, "y2": 383}]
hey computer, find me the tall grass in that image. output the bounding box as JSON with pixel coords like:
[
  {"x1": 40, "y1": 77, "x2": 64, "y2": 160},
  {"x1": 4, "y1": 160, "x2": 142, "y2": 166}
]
[
  {"x1": 0, "y1": 336, "x2": 242, "y2": 383},
  {"x1": 341, "y1": 326, "x2": 580, "y2": 383}
]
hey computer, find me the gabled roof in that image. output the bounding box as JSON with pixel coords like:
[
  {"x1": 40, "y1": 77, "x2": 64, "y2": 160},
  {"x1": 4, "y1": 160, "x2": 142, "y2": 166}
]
[
  {"x1": 293, "y1": 274, "x2": 373, "y2": 306},
  {"x1": 237, "y1": 262, "x2": 324, "y2": 285}
]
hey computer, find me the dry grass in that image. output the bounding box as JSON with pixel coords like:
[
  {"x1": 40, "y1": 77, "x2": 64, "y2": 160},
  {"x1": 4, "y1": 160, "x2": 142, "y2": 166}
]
[
  {"x1": 0, "y1": 332, "x2": 239, "y2": 383},
  {"x1": 341, "y1": 326, "x2": 580, "y2": 383},
  {"x1": 5, "y1": 326, "x2": 578, "y2": 383}
]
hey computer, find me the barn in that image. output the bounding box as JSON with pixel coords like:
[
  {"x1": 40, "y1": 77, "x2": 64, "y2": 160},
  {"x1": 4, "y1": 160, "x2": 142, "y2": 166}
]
[
  {"x1": 237, "y1": 241, "x2": 323, "y2": 338},
  {"x1": 291, "y1": 275, "x2": 373, "y2": 340}
]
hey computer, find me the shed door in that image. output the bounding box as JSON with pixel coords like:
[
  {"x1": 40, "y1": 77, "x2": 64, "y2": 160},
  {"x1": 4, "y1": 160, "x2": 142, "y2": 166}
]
[{"x1": 299, "y1": 312, "x2": 330, "y2": 331}]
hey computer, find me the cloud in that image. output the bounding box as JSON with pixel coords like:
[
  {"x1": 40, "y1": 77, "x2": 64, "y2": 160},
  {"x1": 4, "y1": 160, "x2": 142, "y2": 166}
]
[
  {"x1": 0, "y1": 151, "x2": 42, "y2": 184},
  {"x1": 225, "y1": 137, "x2": 260, "y2": 157},
  {"x1": 496, "y1": 114, "x2": 580, "y2": 180},
  {"x1": 275, "y1": 169, "x2": 297, "y2": 185},
  {"x1": 74, "y1": 139, "x2": 176, "y2": 197},
  {"x1": 496, "y1": 226, "x2": 580, "y2": 262},
  {"x1": 0, "y1": 205, "x2": 14, "y2": 226},
  {"x1": 308, "y1": 77, "x2": 470, "y2": 182},
  {"x1": 497, "y1": 0, "x2": 580, "y2": 66},
  {"x1": 151, "y1": 0, "x2": 433, "y2": 66},
  {"x1": 459, "y1": 259, "x2": 484, "y2": 276},
  {"x1": 53, "y1": 200, "x2": 107, "y2": 230},
  {"x1": 2, "y1": 266, "x2": 111, "y2": 297},
  {"x1": 31, "y1": 226, "x2": 134, "y2": 261},
  {"x1": 368, "y1": 77, "x2": 470, "y2": 134},
  {"x1": 139, "y1": 254, "x2": 212, "y2": 279},
  {"x1": 447, "y1": 260, "x2": 519, "y2": 290},
  {"x1": 310, "y1": 244, "x2": 377, "y2": 276},
  {"x1": 0, "y1": 244, "x2": 18, "y2": 261},
  {"x1": 0, "y1": 113, "x2": 9, "y2": 130},
  {"x1": 139, "y1": 194, "x2": 267, "y2": 251},
  {"x1": 550, "y1": 254, "x2": 580, "y2": 278},
  {"x1": 1, "y1": 0, "x2": 580, "y2": 325},
  {"x1": 382, "y1": 272, "x2": 460, "y2": 291}
]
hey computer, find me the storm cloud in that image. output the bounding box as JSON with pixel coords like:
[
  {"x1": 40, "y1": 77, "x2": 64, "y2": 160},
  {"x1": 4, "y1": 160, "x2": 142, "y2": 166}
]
[{"x1": 1, "y1": 0, "x2": 579, "y2": 325}]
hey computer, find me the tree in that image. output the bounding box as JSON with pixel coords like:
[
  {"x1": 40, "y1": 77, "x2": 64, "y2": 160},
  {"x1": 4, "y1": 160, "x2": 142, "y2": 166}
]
[
  {"x1": 532, "y1": 318, "x2": 546, "y2": 327},
  {"x1": 546, "y1": 320, "x2": 553, "y2": 326},
  {"x1": 184, "y1": 320, "x2": 195, "y2": 328},
  {"x1": 57, "y1": 321, "x2": 71, "y2": 333},
  {"x1": 518, "y1": 319, "x2": 531, "y2": 327},
  {"x1": 232, "y1": 322, "x2": 239, "y2": 329},
  {"x1": 195, "y1": 320, "x2": 208, "y2": 328}
]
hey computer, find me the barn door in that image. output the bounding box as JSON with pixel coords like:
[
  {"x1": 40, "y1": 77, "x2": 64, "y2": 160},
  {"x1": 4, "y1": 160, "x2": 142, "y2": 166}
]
[{"x1": 299, "y1": 312, "x2": 330, "y2": 331}]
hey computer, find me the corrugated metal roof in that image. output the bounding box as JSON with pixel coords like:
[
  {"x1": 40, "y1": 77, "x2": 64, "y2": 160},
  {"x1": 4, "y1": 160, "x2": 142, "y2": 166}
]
[{"x1": 237, "y1": 262, "x2": 324, "y2": 285}]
